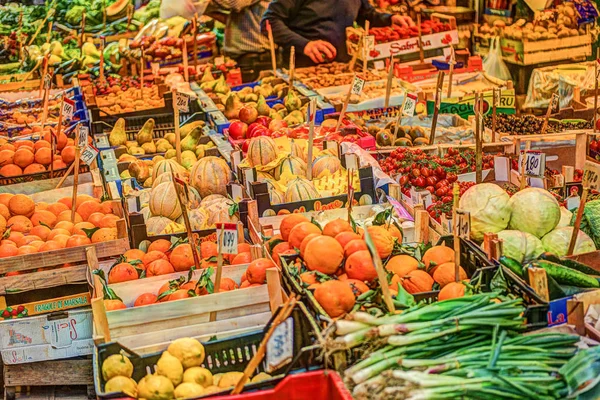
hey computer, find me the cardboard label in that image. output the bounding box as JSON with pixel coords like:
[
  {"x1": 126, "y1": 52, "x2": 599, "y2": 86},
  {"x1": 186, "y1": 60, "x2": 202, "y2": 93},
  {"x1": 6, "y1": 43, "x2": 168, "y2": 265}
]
[
  {"x1": 77, "y1": 124, "x2": 89, "y2": 149},
  {"x1": 454, "y1": 210, "x2": 471, "y2": 239},
  {"x1": 584, "y1": 160, "x2": 600, "y2": 190},
  {"x1": 266, "y1": 316, "x2": 293, "y2": 373},
  {"x1": 216, "y1": 223, "x2": 238, "y2": 255},
  {"x1": 409, "y1": 187, "x2": 432, "y2": 208},
  {"x1": 176, "y1": 92, "x2": 190, "y2": 113},
  {"x1": 43, "y1": 74, "x2": 52, "y2": 90},
  {"x1": 519, "y1": 151, "x2": 546, "y2": 178},
  {"x1": 351, "y1": 75, "x2": 366, "y2": 95},
  {"x1": 426, "y1": 89, "x2": 516, "y2": 118},
  {"x1": 62, "y1": 98, "x2": 75, "y2": 121},
  {"x1": 151, "y1": 62, "x2": 160, "y2": 75},
  {"x1": 80, "y1": 145, "x2": 98, "y2": 166},
  {"x1": 403, "y1": 93, "x2": 418, "y2": 116}
]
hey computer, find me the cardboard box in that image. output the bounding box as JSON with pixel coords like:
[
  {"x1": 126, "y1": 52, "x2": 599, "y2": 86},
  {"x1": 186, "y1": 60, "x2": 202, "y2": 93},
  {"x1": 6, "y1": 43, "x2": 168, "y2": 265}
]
[{"x1": 0, "y1": 308, "x2": 93, "y2": 365}]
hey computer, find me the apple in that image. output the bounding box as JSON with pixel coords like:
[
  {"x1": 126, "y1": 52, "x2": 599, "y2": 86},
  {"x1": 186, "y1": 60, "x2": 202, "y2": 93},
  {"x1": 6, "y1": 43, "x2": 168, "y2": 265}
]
[
  {"x1": 247, "y1": 122, "x2": 265, "y2": 138},
  {"x1": 239, "y1": 105, "x2": 258, "y2": 124},
  {"x1": 256, "y1": 116, "x2": 272, "y2": 127},
  {"x1": 242, "y1": 140, "x2": 250, "y2": 153},
  {"x1": 268, "y1": 119, "x2": 288, "y2": 132},
  {"x1": 249, "y1": 125, "x2": 269, "y2": 138},
  {"x1": 228, "y1": 120, "x2": 248, "y2": 140}
]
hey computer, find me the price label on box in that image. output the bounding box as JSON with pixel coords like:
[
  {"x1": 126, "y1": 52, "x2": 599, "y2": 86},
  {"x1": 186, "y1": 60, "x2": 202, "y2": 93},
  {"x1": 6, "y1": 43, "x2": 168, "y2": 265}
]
[
  {"x1": 77, "y1": 124, "x2": 89, "y2": 149},
  {"x1": 403, "y1": 93, "x2": 418, "y2": 116},
  {"x1": 365, "y1": 35, "x2": 375, "y2": 51},
  {"x1": 351, "y1": 75, "x2": 366, "y2": 95},
  {"x1": 80, "y1": 145, "x2": 98, "y2": 166},
  {"x1": 454, "y1": 210, "x2": 471, "y2": 239},
  {"x1": 216, "y1": 223, "x2": 238, "y2": 254},
  {"x1": 584, "y1": 160, "x2": 600, "y2": 190},
  {"x1": 151, "y1": 63, "x2": 160, "y2": 75},
  {"x1": 62, "y1": 98, "x2": 75, "y2": 121},
  {"x1": 519, "y1": 151, "x2": 545, "y2": 178},
  {"x1": 409, "y1": 187, "x2": 432, "y2": 208},
  {"x1": 176, "y1": 92, "x2": 190, "y2": 113},
  {"x1": 266, "y1": 316, "x2": 294, "y2": 373}
]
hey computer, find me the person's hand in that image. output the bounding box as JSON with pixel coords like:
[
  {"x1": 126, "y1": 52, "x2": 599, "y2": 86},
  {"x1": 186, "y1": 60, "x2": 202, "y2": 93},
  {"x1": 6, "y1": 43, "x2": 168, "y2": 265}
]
[
  {"x1": 391, "y1": 15, "x2": 415, "y2": 28},
  {"x1": 303, "y1": 40, "x2": 337, "y2": 64}
]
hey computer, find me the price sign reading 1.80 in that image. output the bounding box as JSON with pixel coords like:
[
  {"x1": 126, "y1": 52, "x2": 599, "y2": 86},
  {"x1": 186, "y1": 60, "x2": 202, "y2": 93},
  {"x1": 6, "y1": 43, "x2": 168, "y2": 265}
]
[
  {"x1": 216, "y1": 223, "x2": 238, "y2": 255},
  {"x1": 519, "y1": 151, "x2": 546, "y2": 178}
]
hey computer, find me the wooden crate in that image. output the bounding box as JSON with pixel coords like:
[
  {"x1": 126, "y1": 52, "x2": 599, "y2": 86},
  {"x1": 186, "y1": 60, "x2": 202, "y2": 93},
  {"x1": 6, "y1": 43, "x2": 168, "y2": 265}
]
[
  {"x1": 3, "y1": 358, "x2": 94, "y2": 400},
  {"x1": 500, "y1": 35, "x2": 592, "y2": 66},
  {"x1": 91, "y1": 260, "x2": 283, "y2": 355},
  {"x1": 0, "y1": 200, "x2": 129, "y2": 321}
]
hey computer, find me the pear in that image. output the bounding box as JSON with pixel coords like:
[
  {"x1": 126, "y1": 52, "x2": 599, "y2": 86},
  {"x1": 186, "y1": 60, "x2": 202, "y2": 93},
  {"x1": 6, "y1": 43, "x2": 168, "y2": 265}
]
[
  {"x1": 195, "y1": 146, "x2": 205, "y2": 159},
  {"x1": 182, "y1": 150, "x2": 197, "y2": 160},
  {"x1": 289, "y1": 110, "x2": 305, "y2": 122},
  {"x1": 180, "y1": 121, "x2": 205, "y2": 138},
  {"x1": 256, "y1": 94, "x2": 271, "y2": 116},
  {"x1": 284, "y1": 90, "x2": 302, "y2": 112},
  {"x1": 164, "y1": 133, "x2": 176, "y2": 147},
  {"x1": 125, "y1": 140, "x2": 138, "y2": 148},
  {"x1": 245, "y1": 93, "x2": 258, "y2": 103},
  {"x1": 223, "y1": 93, "x2": 243, "y2": 120},
  {"x1": 152, "y1": 155, "x2": 165, "y2": 164},
  {"x1": 278, "y1": 109, "x2": 288, "y2": 119},
  {"x1": 120, "y1": 170, "x2": 131, "y2": 179},
  {"x1": 200, "y1": 68, "x2": 214, "y2": 83},
  {"x1": 181, "y1": 126, "x2": 202, "y2": 152},
  {"x1": 239, "y1": 87, "x2": 253, "y2": 95},
  {"x1": 108, "y1": 118, "x2": 127, "y2": 147},
  {"x1": 165, "y1": 149, "x2": 177, "y2": 159},
  {"x1": 200, "y1": 80, "x2": 217, "y2": 92},
  {"x1": 269, "y1": 109, "x2": 282, "y2": 120},
  {"x1": 181, "y1": 157, "x2": 195, "y2": 170},
  {"x1": 156, "y1": 140, "x2": 173, "y2": 153},
  {"x1": 213, "y1": 75, "x2": 230, "y2": 95},
  {"x1": 129, "y1": 146, "x2": 145, "y2": 155},
  {"x1": 141, "y1": 141, "x2": 157, "y2": 154},
  {"x1": 136, "y1": 118, "x2": 155, "y2": 145}
]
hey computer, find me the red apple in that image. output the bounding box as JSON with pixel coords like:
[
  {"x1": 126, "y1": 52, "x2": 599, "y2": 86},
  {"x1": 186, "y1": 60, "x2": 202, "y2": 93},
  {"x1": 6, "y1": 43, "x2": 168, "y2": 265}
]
[
  {"x1": 247, "y1": 122, "x2": 265, "y2": 138},
  {"x1": 228, "y1": 120, "x2": 248, "y2": 140},
  {"x1": 249, "y1": 125, "x2": 269, "y2": 138},
  {"x1": 242, "y1": 140, "x2": 250, "y2": 153},
  {"x1": 256, "y1": 116, "x2": 272, "y2": 127},
  {"x1": 268, "y1": 119, "x2": 288, "y2": 132},
  {"x1": 239, "y1": 105, "x2": 259, "y2": 124}
]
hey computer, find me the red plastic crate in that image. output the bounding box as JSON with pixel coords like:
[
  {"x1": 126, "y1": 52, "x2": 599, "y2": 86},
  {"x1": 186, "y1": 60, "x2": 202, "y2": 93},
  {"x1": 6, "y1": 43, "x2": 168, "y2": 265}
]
[{"x1": 209, "y1": 371, "x2": 352, "y2": 400}]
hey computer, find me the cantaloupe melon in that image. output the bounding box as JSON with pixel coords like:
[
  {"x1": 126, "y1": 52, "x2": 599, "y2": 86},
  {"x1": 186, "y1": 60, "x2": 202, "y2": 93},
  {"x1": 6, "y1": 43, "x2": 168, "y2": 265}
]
[
  {"x1": 149, "y1": 182, "x2": 182, "y2": 220},
  {"x1": 284, "y1": 178, "x2": 320, "y2": 203},
  {"x1": 273, "y1": 155, "x2": 307, "y2": 180},
  {"x1": 152, "y1": 159, "x2": 185, "y2": 182},
  {"x1": 146, "y1": 216, "x2": 174, "y2": 235},
  {"x1": 247, "y1": 137, "x2": 277, "y2": 167},
  {"x1": 190, "y1": 156, "x2": 231, "y2": 198},
  {"x1": 312, "y1": 155, "x2": 342, "y2": 178}
]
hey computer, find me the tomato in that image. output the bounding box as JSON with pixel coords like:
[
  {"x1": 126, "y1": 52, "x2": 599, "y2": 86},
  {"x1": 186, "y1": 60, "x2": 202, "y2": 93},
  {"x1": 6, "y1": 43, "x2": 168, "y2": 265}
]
[
  {"x1": 434, "y1": 167, "x2": 446, "y2": 178},
  {"x1": 426, "y1": 176, "x2": 438, "y2": 186},
  {"x1": 442, "y1": 196, "x2": 453, "y2": 203},
  {"x1": 425, "y1": 186, "x2": 435, "y2": 194},
  {"x1": 399, "y1": 175, "x2": 409, "y2": 185},
  {"x1": 435, "y1": 187, "x2": 447, "y2": 197},
  {"x1": 420, "y1": 167, "x2": 431, "y2": 177},
  {"x1": 412, "y1": 168, "x2": 421, "y2": 178},
  {"x1": 591, "y1": 140, "x2": 599, "y2": 152},
  {"x1": 414, "y1": 177, "x2": 426, "y2": 187},
  {"x1": 447, "y1": 173, "x2": 458, "y2": 183}
]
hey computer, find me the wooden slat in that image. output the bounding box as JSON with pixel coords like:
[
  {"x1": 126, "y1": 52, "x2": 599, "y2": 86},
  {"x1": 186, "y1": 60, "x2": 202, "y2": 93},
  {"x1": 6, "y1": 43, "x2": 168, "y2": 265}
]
[
  {"x1": 0, "y1": 265, "x2": 87, "y2": 295},
  {"x1": 107, "y1": 285, "x2": 270, "y2": 329},
  {"x1": 0, "y1": 238, "x2": 129, "y2": 274},
  {"x1": 4, "y1": 359, "x2": 92, "y2": 386}
]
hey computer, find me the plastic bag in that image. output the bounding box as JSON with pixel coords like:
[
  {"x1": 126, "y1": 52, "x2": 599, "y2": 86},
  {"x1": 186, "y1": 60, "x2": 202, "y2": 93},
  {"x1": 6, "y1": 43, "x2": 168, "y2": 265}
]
[
  {"x1": 160, "y1": 0, "x2": 209, "y2": 19},
  {"x1": 483, "y1": 37, "x2": 512, "y2": 81}
]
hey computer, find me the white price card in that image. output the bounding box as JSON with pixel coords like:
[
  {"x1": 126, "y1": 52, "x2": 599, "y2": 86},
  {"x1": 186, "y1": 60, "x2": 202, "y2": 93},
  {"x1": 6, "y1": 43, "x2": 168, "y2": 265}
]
[
  {"x1": 176, "y1": 92, "x2": 190, "y2": 113},
  {"x1": 403, "y1": 93, "x2": 418, "y2": 117},
  {"x1": 584, "y1": 160, "x2": 600, "y2": 190},
  {"x1": 51, "y1": 318, "x2": 76, "y2": 348},
  {"x1": 216, "y1": 222, "x2": 238, "y2": 255},
  {"x1": 409, "y1": 187, "x2": 432, "y2": 208},
  {"x1": 43, "y1": 74, "x2": 52, "y2": 90},
  {"x1": 80, "y1": 145, "x2": 98, "y2": 166},
  {"x1": 373, "y1": 60, "x2": 385, "y2": 70},
  {"x1": 454, "y1": 210, "x2": 471, "y2": 239},
  {"x1": 266, "y1": 316, "x2": 294, "y2": 373},
  {"x1": 365, "y1": 35, "x2": 375, "y2": 51},
  {"x1": 351, "y1": 75, "x2": 366, "y2": 95},
  {"x1": 62, "y1": 98, "x2": 75, "y2": 121},
  {"x1": 519, "y1": 151, "x2": 545, "y2": 178},
  {"x1": 77, "y1": 124, "x2": 89, "y2": 149}
]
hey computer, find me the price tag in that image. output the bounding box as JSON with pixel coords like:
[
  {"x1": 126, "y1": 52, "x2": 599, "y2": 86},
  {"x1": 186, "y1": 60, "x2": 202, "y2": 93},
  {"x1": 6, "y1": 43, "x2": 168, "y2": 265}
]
[
  {"x1": 216, "y1": 223, "x2": 238, "y2": 255},
  {"x1": 266, "y1": 316, "x2": 294, "y2": 373},
  {"x1": 214, "y1": 56, "x2": 225, "y2": 66},
  {"x1": 77, "y1": 124, "x2": 89, "y2": 149},
  {"x1": 176, "y1": 92, "x2": 190, "y2": 113},
  {"x1": 62, "y1": 98, "x2": 75, "y2": 121},
  {"x1": 343, "y1": 153, "x2": 359, "y2": 170},
  {"x1": 323, "y1": 141, "x2": 339, "y2": 157},
  {"x1": 80, "y1": 145, "x2": 98, "y2": 166},
  {"x1": 519, "y1": 151, "x2": 545, "y2": 178},
  {"x1": 365, "y1": 35, "x2": 375, "y2": 51},
  {"x1": 351, "y1": 75, "x2": 366, "y2": 95},
  {"x1": 230, "y1": 150, "x2": 242, "y2": 171},
  {"x1": 229, "y1": 183, "x2": 244, "y2": 203},
  {"x1": 403, "y1": 93, "x2": 418, "y2": 117},
  {"x1": 409, "y1": 187, "x2": 432, "y2": 208},
  {"x1": 373, "y1": 60, "x2": 385, "y2": 70},
  {"x1": 453, "y1": 210, "x2": 471, "y2": 239},
  {"x1": 151, "y1": 62, "x2": 160, "y2": 75},
  {"x1": 584, "y1": 160, "x2": 600, "y2": 190},
  {"x1": 550, "y1": 93, "x2": 560, "y2": 113},
  {"x1": 51, "y1": 318, "x2": 76, "y2": 348},
  {"x1": 43, "y1": 74, "x2": 52, "y2": 90}
]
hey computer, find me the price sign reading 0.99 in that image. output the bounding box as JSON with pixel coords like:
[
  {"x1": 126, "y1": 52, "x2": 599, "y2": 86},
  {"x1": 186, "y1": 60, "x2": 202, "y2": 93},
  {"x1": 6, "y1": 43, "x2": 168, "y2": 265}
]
[
  {"x1": 62, "y1": 98, "x2": 75, "y2": 121},
  {"x1": 216, "y1": 223, "x2": 238, "y2": 255},
  {"x1": 80, "y1": 145, "x2": 99, "y2": 166}
]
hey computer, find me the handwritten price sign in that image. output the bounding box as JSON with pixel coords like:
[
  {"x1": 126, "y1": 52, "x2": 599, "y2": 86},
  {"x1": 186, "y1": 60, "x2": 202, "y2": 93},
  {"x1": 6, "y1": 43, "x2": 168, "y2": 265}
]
[
  {"x1": 62, "y1": 98, "x2": 75, "y2": 121},
  {"x1": 351, "y1": 75, "x2": 366, "y2": 95},
  {"x1": 80, "y1": 145, "x2": 98, "y2": 166},
  {"x1": 266, "y1": 317, "x2": 294, "y2": 373},
  {"x1": 453, "y1": 210, "x2": 471, "y2": 239},
  {"x1": 519, "y1": 151, "x2": 546, "y2": 178},
  {"x1": 584, "y1": 160, "x2": 600, "y2": 190},
  {"x1": 176, "y1": 92, "x2": 190, "y2": 113},
  {"x1": 43, "y1": 74, "x2": 52, "y2": 90},
  {"x1": 77, "y1": 124, "x2": 89, "y2": 149},
  {"x1": 216, "y1": 223, "x2": 238, "y2": 254},
  {"x1": 403, "y1": 93, "x2": 418, "y2": 117}
]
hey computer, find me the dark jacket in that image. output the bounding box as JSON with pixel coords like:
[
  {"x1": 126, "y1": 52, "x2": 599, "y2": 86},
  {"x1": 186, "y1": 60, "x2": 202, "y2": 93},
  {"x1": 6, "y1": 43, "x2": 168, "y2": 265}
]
[{"x1": 262, "y1": 0, "x2": 392, "y2": 66}]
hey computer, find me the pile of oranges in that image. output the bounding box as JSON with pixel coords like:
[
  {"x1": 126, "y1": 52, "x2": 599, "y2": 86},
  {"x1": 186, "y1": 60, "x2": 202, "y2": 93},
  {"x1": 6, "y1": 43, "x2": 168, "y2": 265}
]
[
  {"x1": 103, "y1": 238, "x2": 276, "y2": 311},
  {"x1": 0, "y1": 193, "x2": 121, "y2": 264},
  {"x1": 271, "y1": 214, "x2": 466, "y2": 318},
  {"x1": 0, "y1": 129, "x2": 88, "y2": 177}
]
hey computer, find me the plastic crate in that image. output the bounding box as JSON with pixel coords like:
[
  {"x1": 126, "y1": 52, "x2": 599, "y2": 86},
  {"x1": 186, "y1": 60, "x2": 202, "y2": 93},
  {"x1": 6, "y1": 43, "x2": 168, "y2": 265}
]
[
  {"x1": 208, "y1": 370, "x2": 352, "y2": 400},
  {"x1": 94, "y1": 303, "x2": 322, "y2": 399}
]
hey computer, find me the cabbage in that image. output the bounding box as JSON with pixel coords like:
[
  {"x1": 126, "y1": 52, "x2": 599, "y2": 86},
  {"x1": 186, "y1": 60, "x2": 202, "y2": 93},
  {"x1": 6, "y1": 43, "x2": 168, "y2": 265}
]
[
  {"x1": 541, "y1": 227, "x2": 597, "y2": 256},
  {"x1": 508, "y1": 188, "x2": 560, "y2": 238},
  {"x1": 557, "y1": 206, "x2": 573, "y2": 228},
  {"x1": 458, "y1": 183, "x2": 511, "y2": 241},
  {"x1": 497, "y1": 230, "x2": 544, "y2": 263}
]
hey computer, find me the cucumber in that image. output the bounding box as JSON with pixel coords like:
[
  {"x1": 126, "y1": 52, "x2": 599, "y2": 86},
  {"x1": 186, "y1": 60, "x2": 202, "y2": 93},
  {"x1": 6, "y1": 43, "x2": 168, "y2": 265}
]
[
  {"x1": 531, "y1": 261, "x2": 600, "y2": 288},
  {"x1": 523, "y1": 264, "x2": 566, "y2": 300},
  {"x1": 559, "y1": 285, "x2": 591, "y2": 297},
  {"x1": 558, "y1": 257, "x2": 600, "y2": 277},
  {"x1": 499, "y1": 256, "x2": 523, "y2": 277},
  {"x1": 537, "y1": 252, "x2": 562, "y2": 263}
]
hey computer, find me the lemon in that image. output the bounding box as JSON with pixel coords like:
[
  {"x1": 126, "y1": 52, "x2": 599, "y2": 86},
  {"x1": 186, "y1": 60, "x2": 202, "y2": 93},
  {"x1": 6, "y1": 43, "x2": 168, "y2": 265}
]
[
  {"x1": 167, "y1": 338, "x2": 205, "y2": 369},
  {"x1": 183, "y1": 367, "x2": 213, "y2": 387},
  {"x1": 137, "y1": 374, "x2": 174, "y2": 400},
  {"x1": 156, "y1": 351, "x2": 184, "y2": 386},
  {"x1": 218, "y1": 371, "x2": 244, "y2": 388},
  {"x1": 174, "y1": 382, "x2": 205, "y2": 399},
  {"x1": 104, "y1": 376, "x2": 137, "y2": 397},
  {"x1": 102, "y1": 354, "x2": 133, "y2": 381},
  {"x1": 203, "y1": 385, "x2": 224, "y2": 395},
  {"x1": 251, "y1": 372, "x2": 272, "y2": 383}
]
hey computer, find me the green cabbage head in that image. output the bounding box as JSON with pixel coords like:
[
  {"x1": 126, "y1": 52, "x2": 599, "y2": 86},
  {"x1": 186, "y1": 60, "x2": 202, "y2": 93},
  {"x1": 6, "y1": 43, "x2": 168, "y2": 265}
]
[
  {"x1": 458, "y1": 183, "x2": 510, "y2": 241},
  {"x1": 557, "y1": 206, "x2": 573, "y2": 228},
  {"x1": 508, "y1": 188, "x2": 560, "y2": 238},
  {"x1": 541, "y1": 227, "x2": 597, "y2": 256},
  {"x1": 497, "y1": 230, "x2": 544, "y2": 263}
]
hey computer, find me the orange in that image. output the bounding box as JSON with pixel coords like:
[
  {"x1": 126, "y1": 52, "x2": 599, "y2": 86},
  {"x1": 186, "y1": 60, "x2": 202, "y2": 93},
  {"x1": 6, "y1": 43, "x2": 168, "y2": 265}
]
[
  {"x1": 104, "y1": 299, "x2": 127, "y2": 311},
  {"x1": 245, "y1": 258, "x2": 275, "y2": 284},
  {"x1": 231, "y1": 252, "x2": 252, "y2": 265},
  {"x1": 279, "y1": 214, "x2": 309, "y2": 241},
  {"x1": 46, "y1": 202, "x2": 69, "y2": 217},
  {"x1": 134, "y1": 293, "x2": 158, "y2": 307},
  {"x1": 87, "y1": 212, "x2": 105, "y2": 227},
  {"x1": 0, "y1": 164, "x2": 22, "y2": 177},
  {"x1": 385, "y1": 255, "x2": 420, "y2": 277},
  {"x1": 148, "y1": 239, "x2": 172, "y2": 254},
  {"x1": 0, "y1": 243, "x2": 18, "y2": 258},
  {"x1": 288, "y1": 221, "x2": 321, "y2": 249},
  {"x1": 200, "y1": 241, "x2": 218, "y2": 259},
  {"x1": 304, "y1": 236, "x2": 344, "y2": 275},
  {"x1": 33, "y1": 140, "x2": 51, "y2": 151},
  {"x1": 99, "y1": 214, "x2": 120, "y2": 229},
  {"x1": 422, "y1": 246, "x2": 455, "y2": 273},
  {"x1": 142, "y1": 250, "x2": 168, "y2": 267},
  {"x1": 123, "y1": 249, "x2": 146, "y2": 263},
  {"x1": 346, "y1": 279, "x2": 370, "y2": 297},
  {"x1": 146, "y1": 259, "x2": 175, "y2": 277},
  {"x1": 8, "y1": 194, "x2": 35, "y2": 217},
  {"x1": 170, "y1": 244, "x2": 195, "y2": 272},
  {"x1": 24, "y1": 164, "x2": 46, "y2": 174},
  {"x1": 30, "y1": 210, "x2": 57, "y2": 228},
  {"x1": 322, "y1": 218, "x2": 353, "y2": 238},
  {"x1": 91, "y1": 227, "x2": 117, "y2": 243},
  {"x1": 34, "y1": 147, "x2": 52, "y2": 166},
  {"x1": 345, "y1": 250, "x2": 377, "y2": 282},
  {"x1": 108, "y1": 263, "x2": 139, "y2": 284},
  {"x1": 313, "y1": 280, "x2": 355, "y2": 318},
  {"x1": 13, "y1": 148, "x2": 34, "y2": 168},
  {"x1": 66, "y1": 235, "x2": 92, "y2": 248},
  {"x1": 7, "y1": 215, "x2": 33, "y2": 233},
  {"x1": 50, "y1": 234, "x2": 70, "y2": 248},
  {"x1": 76, "y1": 200, "x2": 101, "y2": 222},
  {"x1": 0, "y1": 193, "x2": 13, "y2": 208},
  {"x1": 335, "y1": 231, "x2": 361, "y2": 249},
  {"x1": 39, "y1": 241, "x2": 62, "y2": 252},
  {"x1": 56, "y1": 210, "x2": 83, "y2": 224},
  {"x1": 344, "y1": 239, "x2": 368, "y2": 258},
  {"x1": 17, "y1": 245, "x2": 38, "y2": 255},
  {"x1": 14, "y1": 235, "x2": 41, "y2": 247},
  {"x1": 54, "y1": 221, "x2": 75, "y2": 233},
  {"x1": 364, "y1": 226, "x2": 394, "y2": 259},
  {"x1": 61, "y1": 146, "x2": 76, "y2": 164},
  {"x1": 0, "y1": 149, "x2": 14, "y2": 166},
  {"x1": 299, "y1": 233, "x2": 321, "y2": 258},
  {"x1": 271, "y1": 241, "x2": 292, "y2": 267},
  {"x1": 219, "y1": 277, "x2": 238, "y2": 291}
]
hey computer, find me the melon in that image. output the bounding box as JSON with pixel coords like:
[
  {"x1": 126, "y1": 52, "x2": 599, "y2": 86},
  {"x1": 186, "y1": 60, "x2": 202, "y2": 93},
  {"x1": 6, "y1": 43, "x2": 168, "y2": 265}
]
[
  {"x1": 206, "y1": 204, "x2": 239, "y2": 227},
  {"x1": 146, "y1": 216, "x2": 174, "y2": 235},
  {"x1": 187, "y1": 187, "x2": 202, "y2": 209},
  {"x1": 189, "y1": 208, "x2": 210, "y2": 230},
  {"x1": 141, "y1": 206, "x2": 152, "y2": 221},
  {"x1": 190, "y1": 156, "x2": 231, "y2": 198},
  {"x1": 247, "y1": 137, "x2": 277, "y2": 167},
  {"x1": 106, "y1": 0, "x2": 130, "y2": 19},
  {"x1": 200, "y1": 194, "x2": 228, "y2": 208},
  {"x1": 312, "y1": 155, "x2": 342, "y2": 178},
  {"x1": 152, "y1": 173, "x2": 174, "y2": 188},
  {"x1": 152, "y1": 159, "x2": 185, "y2": 182},
  {"x1": 284, "y1": 178, "x2": 320, "y2": 203},
  {"x1": 274, "y1": 155, "x2": 307, "y2": 180},
  {"x1": 257, "y1": 171, "x2": 275, "y2": 182},
  {"x1": 270, "y1": 189, "x2": 285, "y2": 205},
  {"x1": 149, "y1": 182, "x2": 182, "y2": 220}
]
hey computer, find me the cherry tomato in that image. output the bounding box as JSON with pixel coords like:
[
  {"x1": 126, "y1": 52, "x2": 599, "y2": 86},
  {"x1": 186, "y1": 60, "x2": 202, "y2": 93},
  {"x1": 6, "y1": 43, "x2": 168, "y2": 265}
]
[
  {"x1": 447, "y1": 173, "x2": 458, "y2": 183},
  {"x1": 436, "y1": 187, "x2": 447, "y2": 197},
  {"x1": 412, "y1": 168, "x2": 421, "y2": 178},
  {"x1": 414, "y1": 177, "x2": 426, "y2": 187},
  {"x1": 420, "y1": 167, "x2": 431, "y2": 177},
  {"x1": 425, "y1": 186, "x2": 435, "y2": 194},
  {"x1": 426, "y1": 176, "x2": 438, "y2": 186}
]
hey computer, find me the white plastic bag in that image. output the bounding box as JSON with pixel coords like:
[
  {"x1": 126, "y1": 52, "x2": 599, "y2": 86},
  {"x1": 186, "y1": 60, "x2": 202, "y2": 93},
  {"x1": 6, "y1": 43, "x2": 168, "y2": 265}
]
[
  {"x1": 160, "y1": 0, "x2": 209, "y2": 19},
  {"x1": 483, "y1": 37, "x2": 512, "y2": 81}
]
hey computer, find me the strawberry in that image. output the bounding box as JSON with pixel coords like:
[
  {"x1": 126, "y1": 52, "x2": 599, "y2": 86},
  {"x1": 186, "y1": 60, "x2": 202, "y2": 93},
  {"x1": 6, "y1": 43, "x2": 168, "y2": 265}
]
[
  {"x1": 1, "y1": 310, "x2": 10, "y2": 318},
  {"x1": 17, "y1": 305, "x2": 24, "y2": 313},
  {"x1": 10, "y1": 309, "x2": 18, "y2": 316}
]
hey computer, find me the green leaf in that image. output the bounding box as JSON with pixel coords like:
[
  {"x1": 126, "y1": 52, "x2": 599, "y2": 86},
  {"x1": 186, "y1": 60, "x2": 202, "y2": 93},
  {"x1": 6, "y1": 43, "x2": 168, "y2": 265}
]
[
  {"x1": 393, "y1": 282, "x2": 415, "y2": 309},
  {"x1": 349, "y1": 214, "x2": 358, "y2": 233},
  {"x1": 372, "y1": 208, "x2": 392, "y2": 226},
  {"x1": 228, "y1": 201, "x2": 239, "y2": 217},
  {"x1": 267, "y1": 238, "x2": 284, "y2": 254},
  {"x1": 82, "y1": 227, "x2": 100, "y2": 239},
  {"x1": 310, "y1": 216, "x2": 323, "y2": 231}
]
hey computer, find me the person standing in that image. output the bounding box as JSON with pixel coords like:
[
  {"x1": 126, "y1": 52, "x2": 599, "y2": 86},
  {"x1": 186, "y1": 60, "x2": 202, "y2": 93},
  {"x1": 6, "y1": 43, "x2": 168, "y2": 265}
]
[{"x1": 262, "y1": 0, "x2": 413, "y2": 66}]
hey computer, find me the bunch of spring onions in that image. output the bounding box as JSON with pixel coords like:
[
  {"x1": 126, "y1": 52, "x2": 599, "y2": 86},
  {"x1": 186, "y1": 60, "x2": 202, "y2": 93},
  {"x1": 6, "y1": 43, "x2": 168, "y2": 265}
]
[{"x1": 333, "y1": 293, "x2": 582, "y2": 400}]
